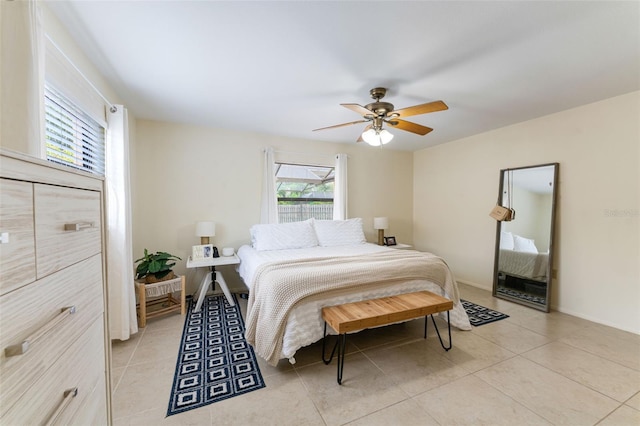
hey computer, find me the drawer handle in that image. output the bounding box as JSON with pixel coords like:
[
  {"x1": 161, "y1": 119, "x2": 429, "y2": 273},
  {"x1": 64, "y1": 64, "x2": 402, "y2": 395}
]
[
  {"x1": 64, "y1": 222, "x2": 93, "y2": 231},
  {"x1": 45, "y1": 387, "x2": 78, "y2": 426},
  {"x1": 4, "y1": 306, "x2": 77, "y2": 357}
]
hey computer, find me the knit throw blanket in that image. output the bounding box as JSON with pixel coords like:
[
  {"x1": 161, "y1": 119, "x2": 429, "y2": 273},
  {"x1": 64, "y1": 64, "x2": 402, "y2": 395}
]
[{"x1": 245, "y1": 250, "x2": 460, "y2": 366}]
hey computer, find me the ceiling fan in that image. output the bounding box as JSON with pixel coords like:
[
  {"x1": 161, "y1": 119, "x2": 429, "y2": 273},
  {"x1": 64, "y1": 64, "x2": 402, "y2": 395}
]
[{"x1": 313, "y1": 87, "x2": 448, "y2": 146}]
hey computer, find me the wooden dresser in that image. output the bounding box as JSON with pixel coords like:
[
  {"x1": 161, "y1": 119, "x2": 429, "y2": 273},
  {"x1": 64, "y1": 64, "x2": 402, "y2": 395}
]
[{"x1": 0, "y1": 150, "x2": 111, "y2": 424}]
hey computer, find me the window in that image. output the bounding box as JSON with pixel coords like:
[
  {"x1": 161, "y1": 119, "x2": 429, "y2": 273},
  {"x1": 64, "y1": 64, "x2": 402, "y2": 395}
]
[
  {"x1": 276, "y1": 163, "x2": 334, "y2": 223},
  {"x1": 44, "y1": 84, "x2": 106, "y2": 175}
]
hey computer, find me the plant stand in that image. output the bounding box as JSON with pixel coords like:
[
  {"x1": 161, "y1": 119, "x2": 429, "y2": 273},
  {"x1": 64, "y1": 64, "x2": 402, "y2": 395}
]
[{"x1": 135, "y1": 275, "x2": 186, "y2": 327}]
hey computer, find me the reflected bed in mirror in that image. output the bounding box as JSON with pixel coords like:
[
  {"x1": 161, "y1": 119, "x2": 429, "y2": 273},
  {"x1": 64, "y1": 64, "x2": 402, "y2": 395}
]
[{"x1": 493, "y1": 163, "x2": 559, "y2": 312}]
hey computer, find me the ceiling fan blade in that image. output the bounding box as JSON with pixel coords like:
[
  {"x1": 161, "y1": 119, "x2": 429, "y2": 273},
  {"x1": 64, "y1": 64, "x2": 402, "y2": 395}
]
[
  {"x1": 341, "y1": 103, "x2": 374, "y2": 117},
  {"x1": 356, "y1": 124, "x2": 372, "y2": 142},
  {"x1": 387, "y1": 119, "x2": 433, "y2": 135},
  {"x1": 390, "y1": 100, "x2": 448, "y2": 118},
  {"x1": 313, "y1": 119, "x2": 368, "y2": 132}
]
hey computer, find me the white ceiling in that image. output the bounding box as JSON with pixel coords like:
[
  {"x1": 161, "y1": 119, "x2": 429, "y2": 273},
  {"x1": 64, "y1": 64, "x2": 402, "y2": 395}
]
[{"x1": 47, "y1": 1, "x2": 640, "y2": 152}]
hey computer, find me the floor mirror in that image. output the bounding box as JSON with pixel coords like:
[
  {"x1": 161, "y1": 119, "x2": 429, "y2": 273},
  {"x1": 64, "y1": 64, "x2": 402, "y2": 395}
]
[{"x1": 492, "y1": 163, "x2": 559, "y2": 312}]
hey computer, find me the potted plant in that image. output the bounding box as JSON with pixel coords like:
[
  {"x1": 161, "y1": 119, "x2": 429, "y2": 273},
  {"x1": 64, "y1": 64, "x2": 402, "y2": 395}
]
[{"x1": 135, "y1": 249, "x2": 182, "y2": 283}]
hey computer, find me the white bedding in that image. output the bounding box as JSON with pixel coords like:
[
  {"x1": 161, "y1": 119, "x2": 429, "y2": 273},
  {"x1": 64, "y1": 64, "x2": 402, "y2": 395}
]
[
  {"x1": 498, "y1": 249, "x2": 548, "y2": 281},
  {"x1": 238, "y1": 243, "x2": 472, "y2": 364}
]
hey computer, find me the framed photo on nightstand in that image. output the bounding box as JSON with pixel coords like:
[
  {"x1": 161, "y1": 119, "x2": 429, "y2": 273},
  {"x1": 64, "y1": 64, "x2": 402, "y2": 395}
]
[
  {"x1": 384, "y1": 236, "x2": 397, "y2": 246},
  {"x1": 192, "y1": 244, "x2": 214, "y2": 260}
]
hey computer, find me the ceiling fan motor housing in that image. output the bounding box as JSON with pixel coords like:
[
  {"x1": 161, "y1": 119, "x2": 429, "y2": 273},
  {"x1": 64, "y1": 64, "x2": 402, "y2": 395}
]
[
  {"x1": 366, "y1": 88, "x2": 394, "y2": 116},
  {"x1": 366, "y1": 101, "x2": 394, "y2": 116}
]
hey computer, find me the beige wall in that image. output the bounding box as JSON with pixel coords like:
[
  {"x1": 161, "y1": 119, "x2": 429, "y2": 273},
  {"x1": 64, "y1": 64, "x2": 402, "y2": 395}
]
[
  {"x1": 41, "y1": 4, "x2": 122, "y2": 111},
  {"x1": 414, "y1": 91, "x2": 640, "y2": 333},
  {"x1": 1, "y1": 0, "x2": 40, "y2": 154},
  {"x1": 502, "y1": 186, "x2": 553, "y2": 253},
  {"x1": 132, "y1": 120, "x2": 414, "y2": 293}
]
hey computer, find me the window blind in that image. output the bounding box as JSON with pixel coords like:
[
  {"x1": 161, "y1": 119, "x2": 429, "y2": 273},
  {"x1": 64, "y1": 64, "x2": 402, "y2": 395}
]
[{"x1": 44, "y1": 84, "x2": 105, "y2": 175}]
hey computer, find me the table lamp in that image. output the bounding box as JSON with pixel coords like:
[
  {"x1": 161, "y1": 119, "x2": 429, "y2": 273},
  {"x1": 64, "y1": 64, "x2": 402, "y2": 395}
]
[
  {"x1": 373, "y1": 217, "x2": 388, "y2": 246},
  {"x1": 195, "y1": 221, "x2": 215, "y2": 245}
]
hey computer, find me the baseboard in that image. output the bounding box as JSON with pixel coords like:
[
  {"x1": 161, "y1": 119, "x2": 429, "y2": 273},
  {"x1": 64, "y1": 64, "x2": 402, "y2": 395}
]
[
  {"x1": 552, "y1": 305, "x2": 640, "y2": 335},
  {"x1": 457, "y1": 279, "x2": 492, "y2": 292}
]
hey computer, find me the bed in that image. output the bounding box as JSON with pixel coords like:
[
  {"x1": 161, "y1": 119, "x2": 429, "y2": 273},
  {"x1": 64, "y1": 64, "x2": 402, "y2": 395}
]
[
  {"x1": 237, "y1": 218, "x2": 472, "y2": 366},
  {"x1": 498, "y1": 249, "x2": 548, "y2": 281},
  {"x1": 498, "y1": 232, "x2": 548, "y2": 281}
]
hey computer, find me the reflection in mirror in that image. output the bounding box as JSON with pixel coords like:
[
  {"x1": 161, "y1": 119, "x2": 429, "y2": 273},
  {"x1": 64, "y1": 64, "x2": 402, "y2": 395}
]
[{"x1": 493, "y1": 163, "x2": 559, "y2": 312}]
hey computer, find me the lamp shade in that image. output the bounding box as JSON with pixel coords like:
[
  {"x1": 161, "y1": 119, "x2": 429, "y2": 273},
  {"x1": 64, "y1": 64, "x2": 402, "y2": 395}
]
[
  {"x1": 373, "y1": 217, "x2": 389, "y2": 230},
  {"x1": 362, "y1": 129, "x2": 394, "y2": 147},
  {"x1": 195, "y1": 221, "x2": 216, "y2": 237}
]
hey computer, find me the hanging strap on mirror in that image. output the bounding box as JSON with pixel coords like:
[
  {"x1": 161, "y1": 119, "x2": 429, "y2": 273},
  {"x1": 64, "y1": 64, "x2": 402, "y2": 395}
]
[
  {"x1": 489, "y1": 170, "x2": 513, "y2": 222},
  {"x1": 507, "y1": 170, "x2": 515, "y2": 220}
]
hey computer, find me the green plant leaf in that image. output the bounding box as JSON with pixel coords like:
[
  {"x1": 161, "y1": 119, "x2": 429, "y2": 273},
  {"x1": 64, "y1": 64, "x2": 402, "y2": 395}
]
[
  {"x1": 148, "y1": 259, "x2": 161, "y2": 273},
  {"x1": 155, "y1": 269, "x2": 172, "y2": 279},
  {"x1": 134, "y1": 249, "x2": 181, "y2": 279}
]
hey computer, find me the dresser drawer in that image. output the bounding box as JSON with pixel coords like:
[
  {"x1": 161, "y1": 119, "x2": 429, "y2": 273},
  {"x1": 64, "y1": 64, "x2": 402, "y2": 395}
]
[
  {"x1": 0, "y1": 179, "x2": 36, "y2": 295},
  {"x1": 67, "y1": 374, "x2": 108, "y2": 426},
  {"x1": 1, "y1": 317, "x2": 106, "y2": 425},
  {"x1": 0, "y1": 255, "x2": 104, "y2": 413},
  {"x1": 34, "y1": 183, "x2": 102, "y2": 279}
]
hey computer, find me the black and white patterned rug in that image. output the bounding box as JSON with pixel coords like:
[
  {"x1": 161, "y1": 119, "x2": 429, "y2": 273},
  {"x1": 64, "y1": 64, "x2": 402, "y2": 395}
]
[
  {"x1": 461, "y1": 299, "x2": 510, "y2": 326},
  {"x1": 496, "y1": 287, "x2": 546, "y2": 305},
  {"x1": 167, "y1": 294, "x2": 265, "y2": 417}
]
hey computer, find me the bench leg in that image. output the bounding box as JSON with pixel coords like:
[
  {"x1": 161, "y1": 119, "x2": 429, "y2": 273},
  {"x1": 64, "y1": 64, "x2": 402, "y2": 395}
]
[
  {"x1": 321, "y1": 322, "x2": 347, "y2": 385},
  {"x1": 322, "y1": 322, "x2": 339, "y2": 365},
  {"x1": 426, "y1": 311, "x2": 452, "y2": 351},
  {"x1": 424, "y1": 315, "x2": 428, "y2": 339},
  {"x1": 336, "y1": 333, "x2": 346, "y2": 385}
]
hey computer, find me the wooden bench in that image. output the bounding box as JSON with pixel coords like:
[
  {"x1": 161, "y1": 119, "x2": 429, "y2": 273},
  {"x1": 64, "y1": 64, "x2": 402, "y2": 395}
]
[{"x1": 321, "y1": 290, "x2": 453, "y2": 384}]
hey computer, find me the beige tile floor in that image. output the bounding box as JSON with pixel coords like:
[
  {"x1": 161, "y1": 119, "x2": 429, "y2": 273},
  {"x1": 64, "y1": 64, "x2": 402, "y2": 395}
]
[{"x1": 111, "y1": 283, "x2": 640, "y2": 425}]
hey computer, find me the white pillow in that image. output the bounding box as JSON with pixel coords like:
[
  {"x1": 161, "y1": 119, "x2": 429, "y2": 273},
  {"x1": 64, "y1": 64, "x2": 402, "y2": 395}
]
[
  {"x1": 500, "y1": 231, "x2": 515, "y2": 250},
  {"x1": 513, "y1": 235, "x2": 538, "y2": 253},
  {"x1": 314, "y1": 218, "x2": 366, "y2": 247},
  {"x1": 250, "y1": 219, "x2": 318, "y2": 251}
]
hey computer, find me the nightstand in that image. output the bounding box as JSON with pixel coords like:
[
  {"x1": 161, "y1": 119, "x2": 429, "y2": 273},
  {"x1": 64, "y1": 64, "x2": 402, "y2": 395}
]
[
  {"x1": 388, "y1": 243, "x2": 412, "y2": 249},
  {"x1": 186, "y1": 253, "x2": 240, "y2": 312}
]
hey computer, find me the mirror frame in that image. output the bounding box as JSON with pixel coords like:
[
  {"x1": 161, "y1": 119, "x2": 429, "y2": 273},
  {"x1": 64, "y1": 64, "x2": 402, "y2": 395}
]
[{"x1": 492, "y1": 163, "x2": 559, "y2": 312}]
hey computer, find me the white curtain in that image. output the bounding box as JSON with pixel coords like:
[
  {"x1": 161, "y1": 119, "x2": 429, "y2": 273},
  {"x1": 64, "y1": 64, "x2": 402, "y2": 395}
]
[
  {"x1": 0, "y1": 0, "x2": 44, "y2": 156},
  {"x1": 106, "y1": 105, "x2": 138, "y2": 340},
  {"x1": 333, "y1": 153, "x2": 348, "y2": 220},
  {"x1": 260, "y1": 147, "x2": 279, "y2": 224}
]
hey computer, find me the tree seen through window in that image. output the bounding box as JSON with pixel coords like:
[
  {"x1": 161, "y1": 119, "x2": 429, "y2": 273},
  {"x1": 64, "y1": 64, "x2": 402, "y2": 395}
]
[{"x1": 276, "y1": 163, "x2": 334, "y2": 223}]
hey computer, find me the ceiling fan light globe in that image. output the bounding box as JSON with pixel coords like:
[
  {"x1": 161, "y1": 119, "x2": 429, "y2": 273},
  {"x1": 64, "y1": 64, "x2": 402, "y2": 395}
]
[
  {"x1": 362, "y1": 128, "x2": 393, "y2": 146},
  {"x1": 380, "y1": 129, "x2": 394, "y2": 144},
  {"x1": 362, "y1": 128, "x2": 381, "y2": 146}
]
